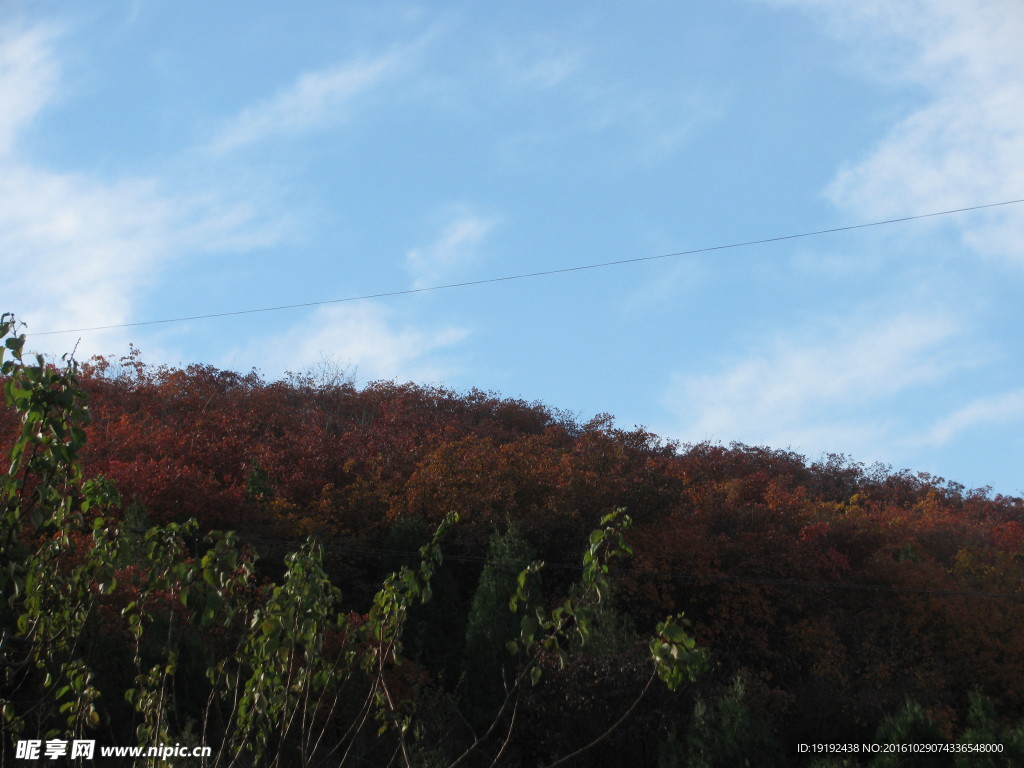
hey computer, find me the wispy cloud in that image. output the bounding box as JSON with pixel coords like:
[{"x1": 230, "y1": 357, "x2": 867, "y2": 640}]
[
  {"x1": 0, "y1": 165, "x2": 172, "y2": 347},
  {"x1": 405, "y1": 212, "x2": 498, "y2": 289},
  {"x1": 0, "y1": 23, "x2": 282, "y2": 359},
  {"x1": 496, "y1": 38, "x2": 585, "y2": 90},
  {"x1": 0, "y1": 163, "x2": 284, "y2": 357},
  {"x1": 921, "y1": 389, "x2": 1024, "y2": 447},
  {"x1": 490, "y1": 32, "x2": 719, "y2": 163},
  {"x1": 0, "y1": 23, "x2": 60, "y2": 156},
  {"x1": 767, "y1": 0, "x2": 1024, "y2": 262},
  {"x1": 586, "y1": 89, "x2": 711, "y2": 162},
  {"x1": 555, "y1": 79, "x2": 719, "y2": 163},
  {"x1": 0, "y1": 25, "x2": 154, "y2": 351},
  {"x1": 209, "y1": 50, "x2": 406, "y2": 154},
  {"x1": 663, "y1": 310, "x2": 968, "y2": 457},
  {"x1": 253, "y1": 303, "x2": 469, "y2": 384}
]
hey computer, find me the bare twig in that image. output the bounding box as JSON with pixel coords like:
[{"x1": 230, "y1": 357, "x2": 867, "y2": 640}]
[{"x1": 541, "y1": 666, "x2": 657, "y2": 768}]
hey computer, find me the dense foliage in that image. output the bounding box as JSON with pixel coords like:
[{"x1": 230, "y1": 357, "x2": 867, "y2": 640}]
[
  {"x1": 0, "y1": 323, "x2": 701, "y2": 767},
  {"x1": 2, "y1": 332, "x2": 1024, "y2": 765}
]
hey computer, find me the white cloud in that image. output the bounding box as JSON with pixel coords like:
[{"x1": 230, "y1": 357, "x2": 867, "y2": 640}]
[
  {"x1": 604, "y1": 90, "x2": 712, "y2": 162},
  {"x1": 562, "y1": 79, "x2": 719, "y2": 163},
  {"x1": 209, "y1": 51, "x2": 405, "y2": 153},
  {"x1": 516, "y1": 51, "x2": 582, "y2": 90},
  {"x1": 489, "y1": 31, "x2": 718, "y2": 164},
  {"x1": 259, "y1": 303, "x2": 469, "y2": 384},
  {"x1": 0, "y1": 26, "x2": 158, "y2": 353},
  {"x1": 921, "y1": 389, "x2": 1024, "y2": 447},
  {"x1": 496, "y1": 38, "x2": 585, "y2": 90},
  {"x1": 405, "y1": 213, "x2": 497, "y2": 289},
  {"x1": 0, "y1": 163, "x2": 285, "y2": 361},
  {"x1": 767, "y1": 0, "x2": 1024, "y2": 262},
  {"x1": 0, "y1": 23, "x2": 282, "y2": 360},
  {"x1": 0, "y1": 24, "x2": 59, "y2": 156},
  {"x1": 663, "y1": 310, "x2": 966, "y2": 456},
  {"x1": 0, "y1": 165, "x2": 172, "y2": 350}
]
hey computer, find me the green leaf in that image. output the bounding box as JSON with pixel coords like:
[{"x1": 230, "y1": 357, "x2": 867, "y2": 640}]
[{"x1": 530, "y1": 666, "x2": 542, "y2": 686}]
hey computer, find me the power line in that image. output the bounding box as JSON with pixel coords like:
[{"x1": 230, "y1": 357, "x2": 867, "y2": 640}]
[{"x1": 34, "y1": 198, "x2": 1024, "y2": 336}]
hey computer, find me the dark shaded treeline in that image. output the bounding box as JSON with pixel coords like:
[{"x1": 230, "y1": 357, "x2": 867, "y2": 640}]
[{"x1": 6, "y1": 352, "x2": 1022, "y2": 762}]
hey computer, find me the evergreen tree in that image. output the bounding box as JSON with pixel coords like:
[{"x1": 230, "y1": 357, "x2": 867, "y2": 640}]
[
  {"x1": 871, "y1": 700, "x2": 952, "y2": 768},
  {"x1": 686, "y1": 676, "x2": 785, "y2": 768},
  {"x1": 459, "y1": 523, "x2": 537, "y2": 727},
  {"x1": 955, "y1": 691, "x2": 1024, "y2": 768}
]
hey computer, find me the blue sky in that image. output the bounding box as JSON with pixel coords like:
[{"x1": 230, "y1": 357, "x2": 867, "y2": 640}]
[{"x1": 3, "y1": 1, "x2": 1023, "y2": 495}]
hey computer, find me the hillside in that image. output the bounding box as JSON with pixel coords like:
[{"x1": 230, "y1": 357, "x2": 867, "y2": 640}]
[{"x1": 3, "y1": 347, "x2": 1023, "y2": 765}]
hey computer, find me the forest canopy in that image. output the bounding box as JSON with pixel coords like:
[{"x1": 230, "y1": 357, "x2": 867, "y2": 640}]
[{"x1": 2, "y1": 329, "x2": 1023, "y2": 766}]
